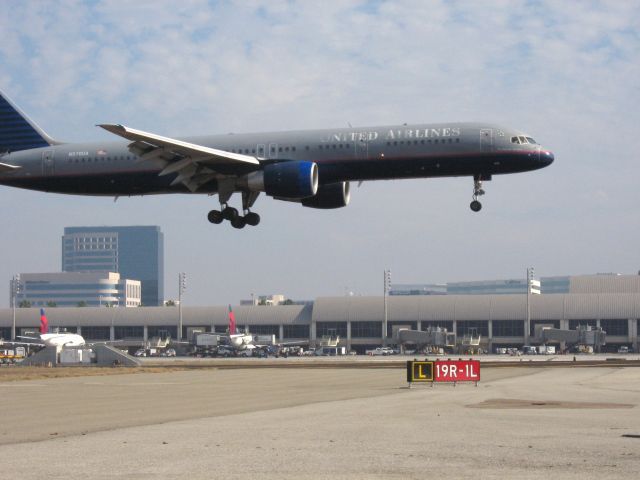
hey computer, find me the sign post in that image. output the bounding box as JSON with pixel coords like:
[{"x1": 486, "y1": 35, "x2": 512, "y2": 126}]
[{"x1": 406, "y1": 359, "x2": 480, "y2": 387}]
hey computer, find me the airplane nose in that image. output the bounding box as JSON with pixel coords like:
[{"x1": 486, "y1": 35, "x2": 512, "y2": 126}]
[{"x1": 540, "y1": 150, "x2": 554, "y2": 167}]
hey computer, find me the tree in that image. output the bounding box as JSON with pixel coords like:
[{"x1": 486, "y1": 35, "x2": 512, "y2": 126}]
[
  {"x1": 282, "y1": 299, "x2": 294, "y2": 305},
  {"x1": 18, "y1": 300, "x2": 31, "y2": 308},
  {"x1": 77, "y1": 301, "x2": 87, "y2": 307},
  {"x1": 46, "y1": 301, "x2": 57, "y2": 307},
  {"x1": 165, "y1": 300, "x2": 176, "y2": 307}
]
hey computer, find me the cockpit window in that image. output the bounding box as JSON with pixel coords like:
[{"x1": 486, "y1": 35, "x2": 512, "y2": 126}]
[{"x1": 511, "y1": 135, "x2": 538, "y2": 145}]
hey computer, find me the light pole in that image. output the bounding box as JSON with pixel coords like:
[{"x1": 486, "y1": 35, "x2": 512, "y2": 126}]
[
  {"x1": 178, "y1": 272, "x2": 187, "y2": 340},
  {"x1": 525, "y1": 267, "x2": 535, "y2": 346},
  {"x1": 11, "y1": 275, "x2": 21, "y2": 340},
  {"x1": 383, "y1": 269, "x2": 391, "y2": 346}
]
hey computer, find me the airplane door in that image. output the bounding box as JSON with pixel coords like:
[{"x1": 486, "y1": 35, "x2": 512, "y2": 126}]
[
  {"x1": 42, "y1": 150, "x2": 55, "y2": 175},
  {"x1": 480, "y1": 129, "x2": 493, "y2": 152},
  {"x1": 268, "y1": 143, "x2": 278, "y2": 159},
  {"x1": 256, "y1": 144, "x2": 266, "y2": 159},
  {"x1": 355, "y1": 135, "x2": 368, "y2": 160}
]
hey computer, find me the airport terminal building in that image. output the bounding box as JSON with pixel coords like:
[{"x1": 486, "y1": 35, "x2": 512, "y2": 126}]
[{"x1": 2, "y1": 291, "x2": 639, "y2": 353}]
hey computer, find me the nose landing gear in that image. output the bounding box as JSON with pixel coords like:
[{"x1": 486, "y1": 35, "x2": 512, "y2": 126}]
[{"x1": 470, "y1": 175, "x2": 488, "y2": 212}]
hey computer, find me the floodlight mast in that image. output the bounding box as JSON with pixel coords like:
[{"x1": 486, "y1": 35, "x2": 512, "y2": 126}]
[
  {"x1": 383, "y1": 269, "x2": 391, "y2": 346},
  {"x1": 525, "y1": 267, "x2": 535, "y2": 346},
  {"x1": 11, "y1": 275, "x2": 21, "y2": 340},
  {"x1": 178, "y1": 272, "x2": 187, "y2": 341}
]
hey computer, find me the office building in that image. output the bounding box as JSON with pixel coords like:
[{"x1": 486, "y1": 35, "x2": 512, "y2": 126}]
[
  {"x1": 62, "y1": 226, "x2": 164, "y2": 306},
  {"x1": 12, "y1": 272, "x2": 141, "y2": 308}
]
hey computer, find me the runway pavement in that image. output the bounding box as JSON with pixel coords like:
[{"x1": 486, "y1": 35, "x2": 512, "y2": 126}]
[{"x1": 0, "y1": 365, "x2": 639, "y2": 479}]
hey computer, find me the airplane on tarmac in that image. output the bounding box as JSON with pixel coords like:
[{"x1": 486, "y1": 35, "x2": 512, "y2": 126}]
[
  {"x1": 216, "y1": 305, "x2": 304, "y2": 355},
  {"x1": 11, "y1": 308, "x2": 87, "y2": 347},
  {"x1": 0, "y1": 89, "x2": 554, "y2": 228}
]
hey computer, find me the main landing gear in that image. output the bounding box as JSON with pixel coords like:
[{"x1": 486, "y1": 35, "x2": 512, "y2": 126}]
[
  {"x1": 207, "y1": 191, "x2": 261, "y2": 228},
  {"x1": 470, "y1": 175, "x2": 488, "y2": 212}
]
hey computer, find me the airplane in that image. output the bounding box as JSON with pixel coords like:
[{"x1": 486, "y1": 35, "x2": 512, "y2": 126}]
[
  {"x1": 217, "y1": 305, "x2": 304, "y2": 355},
  {"x1": 0, "y1": 89, "x2": 554, "y2": 228},
  {"x1": 12, "y1": 308, "x2": 87, "y2": 347}
]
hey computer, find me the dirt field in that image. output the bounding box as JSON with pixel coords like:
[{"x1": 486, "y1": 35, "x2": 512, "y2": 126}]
[{"x1": 1, "y1": 365, "x2": 639, "y2": 479}]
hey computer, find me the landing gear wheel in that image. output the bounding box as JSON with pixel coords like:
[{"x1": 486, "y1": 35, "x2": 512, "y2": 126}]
[
  {"x1": 244, "y1": 212, "x2": 261, "y2": 226},
  {"x1": 470, "y1": 200, "x2": 482, "y2": 212},
  {"x1": 231, "y1": 216, "x2": 247, "y2": 229},
  {"x1": 207, "y1": 210, "x2": 223, "y2": 224},
  {"x1": 222, "y1": 206, "x2": 238, "y2": 221}
]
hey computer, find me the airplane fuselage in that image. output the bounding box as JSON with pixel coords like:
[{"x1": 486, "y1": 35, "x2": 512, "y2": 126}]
[{"x1": 0, "y1": 122, "x2": 553, "y2": 196}]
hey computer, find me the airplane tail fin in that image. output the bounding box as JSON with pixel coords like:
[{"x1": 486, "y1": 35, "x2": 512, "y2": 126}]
[
  {"x1": 228, "y1": 305, "x2": 236, "y2": 335},
  {"x1": 40, "y1": 308, "x2": 49, "y2": 334},
  {"x1": 0, "y1": 89, "x2": 61, "y2": 154}
]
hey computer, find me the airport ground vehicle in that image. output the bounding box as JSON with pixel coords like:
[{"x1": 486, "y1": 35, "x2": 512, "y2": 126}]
[
  {"x1": 366, "y1": 347, "x2": 395, "y2": 356},
  {"x1": 0, "y1": 347, "x2": 25, "y2": 364},
  {"x1": 522, "y1": 346, "x2": 537, "y2": 355},
  {"x1": 315, "y1": 346, "x2": 346, "y2": 356}
]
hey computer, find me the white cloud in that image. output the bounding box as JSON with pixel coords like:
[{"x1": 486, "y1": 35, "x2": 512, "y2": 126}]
[{"x1": 0, "y1": 0, "x2": 639, "y2": 304}]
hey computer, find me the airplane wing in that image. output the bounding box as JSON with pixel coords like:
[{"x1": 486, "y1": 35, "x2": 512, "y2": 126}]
[
  {"x1": 98, "y1": 124, "x2": 260, "y2": 192},
  {"x1": 0, "y1": 162, "x2": 21, "y2": 173},
  {"x1": 6, "y1": 337, "x2": 45, "y2": 347}
]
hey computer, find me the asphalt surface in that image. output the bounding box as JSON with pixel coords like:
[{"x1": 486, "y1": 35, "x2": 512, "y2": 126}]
[{"x1": 1, "y1": 365, "x2": 639, "y2": 479}]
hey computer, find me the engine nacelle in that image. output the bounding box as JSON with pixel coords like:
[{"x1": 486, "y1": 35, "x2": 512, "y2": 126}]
[
  {"x1": 301, "y1": 182, "x2": 351, "y2": 209},
  {"x1": 247, "y1": 161, "x2": 318, "y2": 200}
]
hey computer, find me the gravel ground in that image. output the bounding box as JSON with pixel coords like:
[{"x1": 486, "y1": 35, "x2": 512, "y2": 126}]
[{"x1": 0, "y1": 366, "x2": 639, "y2": 479}]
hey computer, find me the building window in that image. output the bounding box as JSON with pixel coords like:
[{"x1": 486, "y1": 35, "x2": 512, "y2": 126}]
[
  {"x1": 147, "y1": 326, "x2": 177, "y2": 339},
  {"x1": 456, "y1": 321, "x2": 488, "y2": 337},
  {"x1": 600, "y1": 319, "x2": 628, "y2": 336},
  {"x1": 283, "y1": 325, "x2": 309, "y2": 338},
  {"x1": 351, "y1": 321, "x2": 382, "y2": 338},
  {"x1": 316, "y1": 322, "x2": 347, "y2": 338},
  {"x1": 247, "y1": 325, "x2": 279, "y2": 336},
  {"x1": 82, "y1": 326, "x2": 110, "y2": 340},
  {"x1": 492, "y1": 320, "x2": 524, "y2": 337},
  {"x1": 114, "y1": 326, "x2": 144, "y2": 339}
]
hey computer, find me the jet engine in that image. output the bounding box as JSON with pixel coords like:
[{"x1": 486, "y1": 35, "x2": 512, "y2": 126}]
[
  {"x1": 301, "y1": 181, "x2": 351, "y2": 209},
  {"x1": 247, "y1": 161, "x2": 318, "y2": 199}
]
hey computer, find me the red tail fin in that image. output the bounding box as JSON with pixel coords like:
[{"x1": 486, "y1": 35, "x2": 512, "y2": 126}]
[
  {"x1": 40, "y1": 308, "x2": 48, "y2": 334},
  {"x1": 228, "y1": 305, "x2": 236, "y2": 334}
]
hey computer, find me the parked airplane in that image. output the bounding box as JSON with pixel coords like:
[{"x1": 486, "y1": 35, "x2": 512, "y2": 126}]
[
  {"x1": 219, "y1": 305, "x2": 304, "y2": 354},
  {"x1": 0, "y1": 90, "x2": 553, "y2": 228},
  {"x1": 15, "y1": 308, "x2": 86, "y2": 347}
]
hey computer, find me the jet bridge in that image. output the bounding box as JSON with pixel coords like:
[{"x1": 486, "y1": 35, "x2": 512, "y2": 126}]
[
  {"x1": 397, "y1": 327, "x2": 456, "y2": 353},
  {"x1": 535, "y1": 325, "x2": 606, "y2": 353}
]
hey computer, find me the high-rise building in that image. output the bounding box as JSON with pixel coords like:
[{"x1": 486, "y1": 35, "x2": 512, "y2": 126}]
[{"x1": 62, "y1": 226, "x2": 164, "y2": 306}]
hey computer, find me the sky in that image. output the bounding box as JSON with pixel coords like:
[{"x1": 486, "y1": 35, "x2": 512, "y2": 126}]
[{"x1": 0, "y1": 0, "x2": 639, "y2": 307}]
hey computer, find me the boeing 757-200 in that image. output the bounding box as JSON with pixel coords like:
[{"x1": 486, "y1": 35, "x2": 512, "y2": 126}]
[{"x1": 0, "y1": 90, "x2": 553, "y2": 228}]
